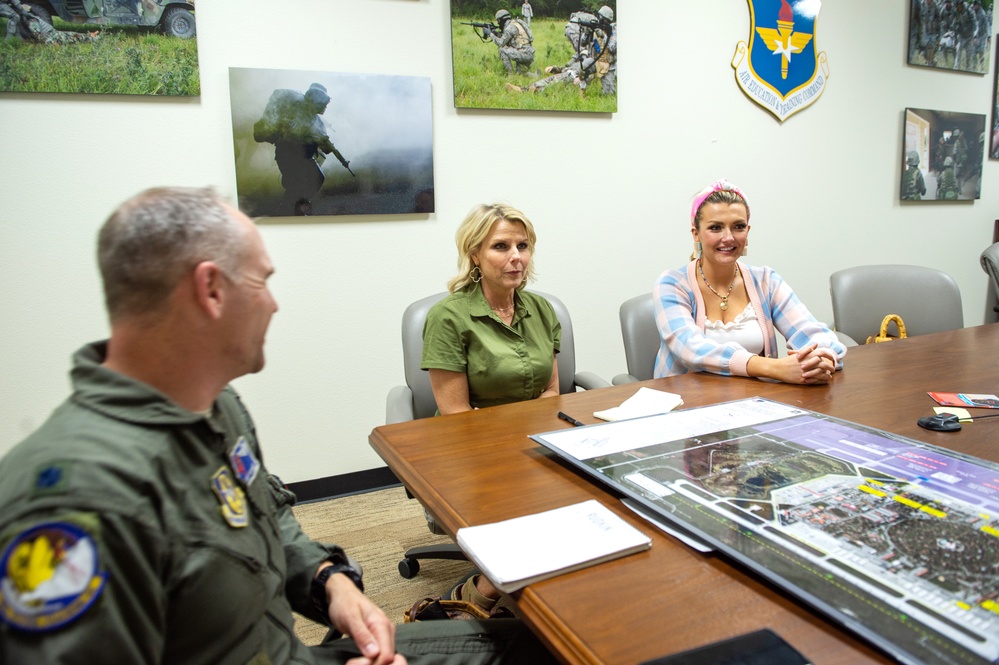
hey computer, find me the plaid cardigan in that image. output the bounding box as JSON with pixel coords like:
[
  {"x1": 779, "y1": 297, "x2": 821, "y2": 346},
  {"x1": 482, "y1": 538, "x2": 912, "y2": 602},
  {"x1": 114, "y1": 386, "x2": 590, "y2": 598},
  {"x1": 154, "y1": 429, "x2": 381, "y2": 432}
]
[{"x1": 653, "y1": 261, "x2": 845, "y2": 378}]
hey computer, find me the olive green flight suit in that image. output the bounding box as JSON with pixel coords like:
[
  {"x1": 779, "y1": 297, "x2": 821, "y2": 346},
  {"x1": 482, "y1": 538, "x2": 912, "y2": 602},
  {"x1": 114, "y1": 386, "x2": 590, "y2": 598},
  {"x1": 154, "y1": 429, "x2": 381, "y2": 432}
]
[{"x1": 0, "y1": 341, "x2": 556, "y2": 665}]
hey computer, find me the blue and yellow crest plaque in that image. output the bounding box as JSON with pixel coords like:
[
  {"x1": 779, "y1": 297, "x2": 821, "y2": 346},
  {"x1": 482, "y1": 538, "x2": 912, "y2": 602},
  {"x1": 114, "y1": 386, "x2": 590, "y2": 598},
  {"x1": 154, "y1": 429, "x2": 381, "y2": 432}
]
[{"x1": 732, "y1": 0, "x2": 829, "y2": 122}]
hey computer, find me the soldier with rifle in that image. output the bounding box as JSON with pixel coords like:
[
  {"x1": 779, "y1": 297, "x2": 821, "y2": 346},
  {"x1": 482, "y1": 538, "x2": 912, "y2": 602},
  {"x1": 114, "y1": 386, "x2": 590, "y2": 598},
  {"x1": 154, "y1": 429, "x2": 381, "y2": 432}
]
[
  {"x1": 253, "y1": 82, "x2": 354, "y2": 216},
  {"x1": 465, "y1": 8, "x2": 534, "y2": 74}
]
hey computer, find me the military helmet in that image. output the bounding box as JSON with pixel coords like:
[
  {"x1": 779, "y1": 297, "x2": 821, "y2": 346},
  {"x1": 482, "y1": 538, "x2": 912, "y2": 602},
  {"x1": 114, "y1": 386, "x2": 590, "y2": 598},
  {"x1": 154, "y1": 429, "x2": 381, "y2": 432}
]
[
  {"x1": 952, "y1": 128, "x2": 961, "y2": 137},
  {"x1": 944, "y1": 156, "x2": 954, "y2": 166},
  {"x1": 495, "y1": 9, "x2": 511, "y2": 22},
  {"x1": 907, "y1": 150, "x2": 920, "y2": 166},
  {"x1": 305, "y1": 82, "x2": 330, "y2": 107},
  {"x1": 598, "y1": 5, "x2": 614, "y2": 21}
]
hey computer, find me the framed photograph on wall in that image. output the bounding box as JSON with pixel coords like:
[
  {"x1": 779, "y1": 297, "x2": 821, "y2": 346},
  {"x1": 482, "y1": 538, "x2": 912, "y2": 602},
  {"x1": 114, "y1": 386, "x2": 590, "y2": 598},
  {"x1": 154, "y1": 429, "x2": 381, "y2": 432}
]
[
  {"x1": 229, "y1": 67, "x2": 434, "y2": 218},
  {"x1": 449, "y1": 1, "x2": 616, "y2": 113},
  {"x1": 907, "y1": 0, "x2": 992, "y2": 74},
  {"x1": 901, "y1": 107, "x2": 985, "y2": 201},
  {"x1": 991, "y1": 47, "x2": 999, "y2": 158},
  {"x1": 0, "y1": 1, "x2": 199, "y2": 95}
]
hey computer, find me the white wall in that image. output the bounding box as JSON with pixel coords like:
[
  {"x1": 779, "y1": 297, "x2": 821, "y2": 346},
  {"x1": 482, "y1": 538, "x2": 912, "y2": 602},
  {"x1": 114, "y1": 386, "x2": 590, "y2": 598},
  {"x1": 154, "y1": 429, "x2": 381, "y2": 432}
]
[{"x1": 2, "y1": 0, "x2": 996, "y2": 483}]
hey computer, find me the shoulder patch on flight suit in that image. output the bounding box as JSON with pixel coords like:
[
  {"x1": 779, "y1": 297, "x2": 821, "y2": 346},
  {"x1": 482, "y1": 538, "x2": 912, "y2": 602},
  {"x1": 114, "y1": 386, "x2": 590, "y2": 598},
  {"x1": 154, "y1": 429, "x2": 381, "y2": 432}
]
[
  {"x1": 0, "y1": 521, "x2": 107, "y2": 632},
  {"x1": 211, "y1": 467, "x2": 248, "y2": 528},
  {"x1": 30, "y1": 461, "x2": 72, "y2": 497},
  {"x1": 229, "y1": 436, "x2": 260, "y2": 487}
]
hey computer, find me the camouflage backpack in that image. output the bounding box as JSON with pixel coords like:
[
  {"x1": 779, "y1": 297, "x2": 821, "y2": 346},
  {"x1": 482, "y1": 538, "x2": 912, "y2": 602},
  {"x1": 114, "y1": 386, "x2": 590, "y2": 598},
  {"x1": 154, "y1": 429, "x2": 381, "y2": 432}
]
[
  {"x1": 511, "y1": 17, "x2": 532, "y2": 46},
  {"x1": 253, "y1": 89, "x2": 306, "y2": 145}
]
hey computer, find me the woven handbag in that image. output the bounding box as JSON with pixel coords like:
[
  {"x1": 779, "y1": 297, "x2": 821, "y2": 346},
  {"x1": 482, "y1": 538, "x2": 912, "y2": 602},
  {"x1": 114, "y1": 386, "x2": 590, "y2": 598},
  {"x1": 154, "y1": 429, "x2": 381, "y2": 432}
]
[
  {"x1": 866, "y1": 314, "x2": 907, "y2": 344},
  {"x1": 404, "y1": 596, "x2": 492, "y2": 623}
]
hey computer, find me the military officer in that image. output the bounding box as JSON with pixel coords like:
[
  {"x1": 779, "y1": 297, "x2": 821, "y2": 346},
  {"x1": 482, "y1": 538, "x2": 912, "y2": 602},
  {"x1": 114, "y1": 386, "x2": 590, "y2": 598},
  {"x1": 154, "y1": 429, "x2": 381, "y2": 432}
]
[{"x1": 0, "y1": 187, "x2": 557, "y2": 665}]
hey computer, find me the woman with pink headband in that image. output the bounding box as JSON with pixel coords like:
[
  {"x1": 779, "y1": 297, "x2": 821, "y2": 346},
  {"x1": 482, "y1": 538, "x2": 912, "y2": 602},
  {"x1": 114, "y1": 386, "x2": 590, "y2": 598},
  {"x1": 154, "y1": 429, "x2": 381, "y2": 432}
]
[{"x1": 652, "y1": 179, "x2": 845, "y2": 384}]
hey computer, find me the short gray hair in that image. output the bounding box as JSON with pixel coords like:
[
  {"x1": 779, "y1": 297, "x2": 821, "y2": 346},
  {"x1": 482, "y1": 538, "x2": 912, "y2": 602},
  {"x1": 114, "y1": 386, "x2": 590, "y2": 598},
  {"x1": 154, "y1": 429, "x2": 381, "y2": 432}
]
[{"x1": 98, "y1": 187, "x2": 247, "y2": 321}]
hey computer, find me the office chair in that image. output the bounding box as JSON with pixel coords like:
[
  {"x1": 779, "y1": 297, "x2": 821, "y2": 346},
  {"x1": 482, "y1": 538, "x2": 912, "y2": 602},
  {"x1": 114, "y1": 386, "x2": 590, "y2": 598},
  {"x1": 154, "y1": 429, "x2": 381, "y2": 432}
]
[
  {"x1": 386, "y1": 290, "x2": 609, "y2": 578},
  {"x1": 829, "y1": 265, "x2": 963, "y2": 346},
  {"x1": 612, "y1": 293, "x2": 659, "y2": 384},
  {"x1": 981, "y1": 243, "x2": 999, "y2": 322}
]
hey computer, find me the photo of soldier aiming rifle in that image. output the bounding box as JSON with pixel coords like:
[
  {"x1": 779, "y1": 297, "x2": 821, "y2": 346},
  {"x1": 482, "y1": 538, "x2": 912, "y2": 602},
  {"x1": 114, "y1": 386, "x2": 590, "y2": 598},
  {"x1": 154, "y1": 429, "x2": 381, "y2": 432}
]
[
  {"x1": 461, "y1": 8, "x2": 534, "y2": 74},
  {"x1": 460, "y1": 19, "x2": 500, "y2": 41},
  {"x1": 450, "y1": 1, "x2": 616, "y2": 112}
]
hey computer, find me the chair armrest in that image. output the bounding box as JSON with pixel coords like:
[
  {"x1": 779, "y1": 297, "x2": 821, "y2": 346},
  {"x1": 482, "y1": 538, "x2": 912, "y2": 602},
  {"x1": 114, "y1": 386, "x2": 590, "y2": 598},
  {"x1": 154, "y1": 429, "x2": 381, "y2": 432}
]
[
  {"x1": 386, "y1": 385, "x2": 415, "y2": 424},
  {"x1": 573, "y1": 371, "x2": 612, "y2": 391},
  {"x1": 612, "y1": 373, "x2": 639, "y2": 385},
  {"x1": 834, "y1": 331, "x2": 859, "y2": 347}
]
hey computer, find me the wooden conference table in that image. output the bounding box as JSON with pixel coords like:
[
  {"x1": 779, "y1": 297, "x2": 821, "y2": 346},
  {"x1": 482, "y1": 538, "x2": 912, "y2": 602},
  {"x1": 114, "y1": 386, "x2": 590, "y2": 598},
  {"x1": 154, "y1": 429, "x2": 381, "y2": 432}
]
[{"x1": 369, "y1": 324, "x2": 999, "y2": 665}]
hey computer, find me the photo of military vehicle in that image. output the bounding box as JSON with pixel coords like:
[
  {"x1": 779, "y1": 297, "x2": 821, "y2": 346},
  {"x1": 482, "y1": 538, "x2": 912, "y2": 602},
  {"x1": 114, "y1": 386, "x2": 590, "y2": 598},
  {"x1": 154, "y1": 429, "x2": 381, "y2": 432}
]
[{"x1": 18, "y1": 0, "x2": 195, "y2": 39}]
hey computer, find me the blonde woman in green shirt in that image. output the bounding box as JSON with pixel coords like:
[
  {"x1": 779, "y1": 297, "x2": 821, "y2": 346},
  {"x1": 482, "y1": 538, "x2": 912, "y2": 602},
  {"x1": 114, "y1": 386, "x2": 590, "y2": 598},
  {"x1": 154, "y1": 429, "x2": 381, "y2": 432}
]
[
  {"x1": 422, "y1": 202, "x2": 561, "y2": 414},
  {"x1": 421, "y1": 203, "x2": 561, "y2": 615}
]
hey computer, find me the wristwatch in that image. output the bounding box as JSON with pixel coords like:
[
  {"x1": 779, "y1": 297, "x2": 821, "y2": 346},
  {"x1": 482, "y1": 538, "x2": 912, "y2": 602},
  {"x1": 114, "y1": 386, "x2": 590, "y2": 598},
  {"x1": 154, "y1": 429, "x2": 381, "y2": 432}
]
[{"x1": 311, "y1": 559, "x2": 364, "y2": 615}]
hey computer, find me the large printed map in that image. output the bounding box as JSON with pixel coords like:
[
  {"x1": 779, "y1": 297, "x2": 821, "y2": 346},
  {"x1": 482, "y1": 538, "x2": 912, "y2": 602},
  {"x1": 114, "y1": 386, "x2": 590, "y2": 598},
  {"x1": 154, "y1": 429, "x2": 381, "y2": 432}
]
[{"x1": 533, "y1": 398, "x2": 999, "y2": 665}]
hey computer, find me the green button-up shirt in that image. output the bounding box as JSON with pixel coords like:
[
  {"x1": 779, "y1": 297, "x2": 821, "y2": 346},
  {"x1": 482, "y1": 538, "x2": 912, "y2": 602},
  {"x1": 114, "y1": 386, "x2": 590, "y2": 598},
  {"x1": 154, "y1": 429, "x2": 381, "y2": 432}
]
[{"x1": 421, "y1": 286, "x2": 561, "y2": 409}]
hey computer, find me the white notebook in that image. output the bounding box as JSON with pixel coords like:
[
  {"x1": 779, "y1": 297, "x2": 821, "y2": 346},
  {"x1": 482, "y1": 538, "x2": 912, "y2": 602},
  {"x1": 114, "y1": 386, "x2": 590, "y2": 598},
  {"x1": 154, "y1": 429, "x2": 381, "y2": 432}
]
[{"x1": 455, "y1": 499, "x2": 652, "y2": 593}]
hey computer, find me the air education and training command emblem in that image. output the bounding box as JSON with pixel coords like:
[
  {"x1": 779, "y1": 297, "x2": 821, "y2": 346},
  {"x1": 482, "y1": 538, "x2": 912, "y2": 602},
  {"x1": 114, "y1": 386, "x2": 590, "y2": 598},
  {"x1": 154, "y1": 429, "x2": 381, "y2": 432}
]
[
  {"x1": 0, "y1": 522, "x2": 107, "y2": 632},
  {"x1": 211, "y1": 467, "x2": 249, "y2": 528},
  {"x1": 732, "y1": 0, "x2": 829, "y2": 122}
]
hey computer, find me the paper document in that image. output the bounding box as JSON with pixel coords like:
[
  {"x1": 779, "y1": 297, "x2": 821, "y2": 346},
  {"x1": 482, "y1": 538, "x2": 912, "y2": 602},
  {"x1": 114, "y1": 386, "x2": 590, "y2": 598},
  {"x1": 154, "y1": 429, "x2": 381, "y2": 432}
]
[
  {"x1": 456, "y1": 499, "x2": 652, "y2": 593},
  {"x1": 594, "y1": 387, "x2": 683, "y2": 421}
]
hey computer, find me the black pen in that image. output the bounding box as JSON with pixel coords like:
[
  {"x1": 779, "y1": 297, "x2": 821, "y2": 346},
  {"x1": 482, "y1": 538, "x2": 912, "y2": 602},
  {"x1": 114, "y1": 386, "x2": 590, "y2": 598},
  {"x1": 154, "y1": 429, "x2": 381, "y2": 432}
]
[{"x1": 558, "y1": 411, "x2": 585, "y2": 427}]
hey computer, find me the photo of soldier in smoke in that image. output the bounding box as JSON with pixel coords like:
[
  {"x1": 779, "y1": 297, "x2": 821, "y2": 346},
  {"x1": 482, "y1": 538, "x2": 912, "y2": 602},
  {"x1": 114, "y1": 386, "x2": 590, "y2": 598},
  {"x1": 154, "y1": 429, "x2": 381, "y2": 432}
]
[
  {"x1": 229, "y1": 67, "x2": 435, "y2": 218},
  {"x1": 907, "y1": 0, "x2": 992, "y2": 74},
  {"x1": 252, "y1": 83, "x2": 353, "y2": 216}
]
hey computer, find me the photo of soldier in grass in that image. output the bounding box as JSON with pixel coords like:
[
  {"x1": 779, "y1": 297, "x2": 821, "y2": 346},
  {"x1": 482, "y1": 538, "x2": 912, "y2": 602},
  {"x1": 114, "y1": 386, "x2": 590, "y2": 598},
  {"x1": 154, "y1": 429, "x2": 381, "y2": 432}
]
[
  {"x1": 451, "y1": 0, "x2": 616, "y2": 113},
  {"x1": 229, "y1": 67, "x2": 434, "y2": 218},
  {"x1": 0, "y1": 0, "x2": 198, "y2": 95}
]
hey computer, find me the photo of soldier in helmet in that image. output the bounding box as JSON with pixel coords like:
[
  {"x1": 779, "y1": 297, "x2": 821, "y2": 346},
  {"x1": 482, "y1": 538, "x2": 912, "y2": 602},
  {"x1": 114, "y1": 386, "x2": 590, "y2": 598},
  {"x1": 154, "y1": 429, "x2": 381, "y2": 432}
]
[
  {"x1": 505, "y1": 6, "x2": 616, "y2": 97},
  {"x1": 903, "y1": 107, "x2": 985, "y2": 201},
  {"x1": 230, "y1": 67, "x2": 435, "y2": 218},
  {"x1": 486, "y1": 8, "x2": 534, "y2": 74},
  {"x1": 450, "y1": 1, "x2": 617, "y2": 113},
  {"x1": 901, "y1": 151, "x2": 928, "y2": 200},
  {"x1": 253, "y1": 82, "x2": 353, "y2": 216}
]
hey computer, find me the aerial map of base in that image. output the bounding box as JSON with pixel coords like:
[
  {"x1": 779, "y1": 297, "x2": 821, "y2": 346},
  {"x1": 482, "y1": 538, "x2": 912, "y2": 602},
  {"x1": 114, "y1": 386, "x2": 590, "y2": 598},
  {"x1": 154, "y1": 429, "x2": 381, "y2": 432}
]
[{"x1": 532, "y1": 398, "x2": 999, "y2": 665}]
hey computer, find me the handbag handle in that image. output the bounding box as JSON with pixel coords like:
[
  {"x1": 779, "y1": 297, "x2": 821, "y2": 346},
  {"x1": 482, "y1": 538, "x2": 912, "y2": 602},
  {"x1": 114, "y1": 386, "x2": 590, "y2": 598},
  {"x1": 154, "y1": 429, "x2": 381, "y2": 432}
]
[{"x1": 879, "y1": 314, "x2": 907, "y2": 339}]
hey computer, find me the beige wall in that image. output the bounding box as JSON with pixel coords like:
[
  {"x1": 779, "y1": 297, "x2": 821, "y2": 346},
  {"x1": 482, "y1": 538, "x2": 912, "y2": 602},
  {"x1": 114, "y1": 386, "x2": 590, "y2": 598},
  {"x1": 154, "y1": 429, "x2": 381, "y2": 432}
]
[{"x1": 1, "y1": 0, "x2": 996, "y2": 482}]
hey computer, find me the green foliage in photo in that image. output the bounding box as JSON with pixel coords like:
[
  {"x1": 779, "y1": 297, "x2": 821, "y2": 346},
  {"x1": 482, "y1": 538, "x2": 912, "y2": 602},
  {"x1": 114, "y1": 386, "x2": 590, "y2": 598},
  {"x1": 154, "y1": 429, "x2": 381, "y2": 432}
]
[
  {"x1": 451, "y1": 16, "x2": 615, "y2": 113},
  {"x1": 0, "y1": 19, "x2": 199, "y2": 95}
]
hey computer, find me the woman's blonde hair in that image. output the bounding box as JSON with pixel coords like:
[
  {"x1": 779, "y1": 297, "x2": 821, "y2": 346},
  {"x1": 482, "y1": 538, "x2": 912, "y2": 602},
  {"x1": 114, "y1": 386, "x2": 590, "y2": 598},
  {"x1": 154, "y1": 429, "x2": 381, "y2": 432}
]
[{"x1": 447, "y1": 203, "x2": 538, "y2": 293}]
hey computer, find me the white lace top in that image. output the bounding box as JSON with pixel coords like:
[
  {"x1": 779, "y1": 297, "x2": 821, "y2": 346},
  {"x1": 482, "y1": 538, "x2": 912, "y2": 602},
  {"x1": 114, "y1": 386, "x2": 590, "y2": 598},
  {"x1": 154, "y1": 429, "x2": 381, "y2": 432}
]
[{"x1": 704, "y1": 303, "x2": 764, "y2": 355}]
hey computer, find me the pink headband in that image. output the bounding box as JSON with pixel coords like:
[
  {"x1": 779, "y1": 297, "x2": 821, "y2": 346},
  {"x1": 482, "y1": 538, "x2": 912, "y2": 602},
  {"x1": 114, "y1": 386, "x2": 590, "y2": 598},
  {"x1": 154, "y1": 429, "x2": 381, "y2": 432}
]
[{"x1": 690, "y1": 179, "x2": 749, "y2": 226}]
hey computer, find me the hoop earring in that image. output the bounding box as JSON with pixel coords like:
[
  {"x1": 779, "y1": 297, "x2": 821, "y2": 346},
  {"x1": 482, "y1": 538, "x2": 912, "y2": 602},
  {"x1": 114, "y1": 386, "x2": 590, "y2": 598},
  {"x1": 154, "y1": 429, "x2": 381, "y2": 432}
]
[
  {"x1": 470, "y1": 266, "x2": 482, "y2": 283},
  {"x1": 695, "y1": 242, "x2": 703, "y2": 259}
]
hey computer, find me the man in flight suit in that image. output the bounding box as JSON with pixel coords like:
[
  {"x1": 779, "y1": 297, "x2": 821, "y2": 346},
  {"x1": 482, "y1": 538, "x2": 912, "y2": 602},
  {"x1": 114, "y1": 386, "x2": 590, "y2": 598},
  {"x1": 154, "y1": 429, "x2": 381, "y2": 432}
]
[{"x1": 0, "y1": 187, "x2": 557, "y2": 665}]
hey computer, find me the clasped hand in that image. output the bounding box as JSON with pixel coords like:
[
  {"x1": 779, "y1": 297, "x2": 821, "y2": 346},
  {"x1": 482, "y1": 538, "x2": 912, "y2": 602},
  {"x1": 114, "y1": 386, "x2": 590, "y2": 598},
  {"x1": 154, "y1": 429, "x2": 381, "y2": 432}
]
[{"x1": 790, "y1": 343, "x2": 837, "y2": 385}]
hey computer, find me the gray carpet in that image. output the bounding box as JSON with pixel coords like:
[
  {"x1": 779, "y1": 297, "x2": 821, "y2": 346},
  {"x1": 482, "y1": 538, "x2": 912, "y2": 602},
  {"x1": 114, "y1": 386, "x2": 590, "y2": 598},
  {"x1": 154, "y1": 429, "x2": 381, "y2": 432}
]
[{"x1": 290, "y1": 486, "x2": 473, "y2": 645}]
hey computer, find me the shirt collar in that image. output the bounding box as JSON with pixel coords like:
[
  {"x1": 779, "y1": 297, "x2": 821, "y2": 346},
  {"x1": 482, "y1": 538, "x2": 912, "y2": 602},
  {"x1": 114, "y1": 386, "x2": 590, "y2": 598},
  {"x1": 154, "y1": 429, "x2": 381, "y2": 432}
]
[{"x1": 467, "y1": 283, "x2": 532, "y2": 323}]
